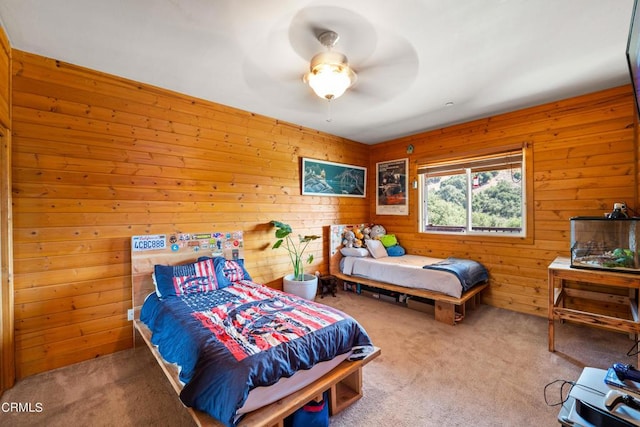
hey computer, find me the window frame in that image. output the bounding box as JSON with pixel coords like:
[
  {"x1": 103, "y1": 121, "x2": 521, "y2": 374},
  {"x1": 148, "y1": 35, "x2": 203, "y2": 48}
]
[{"x1": 416, "y1": 144, "x2": 533, "y2": 244}]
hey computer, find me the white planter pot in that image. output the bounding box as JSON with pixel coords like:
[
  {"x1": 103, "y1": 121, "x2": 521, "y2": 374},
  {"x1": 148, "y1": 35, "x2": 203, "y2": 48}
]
[{"x1": 283, "y1": 273, "x2": 318, "y2": 300}]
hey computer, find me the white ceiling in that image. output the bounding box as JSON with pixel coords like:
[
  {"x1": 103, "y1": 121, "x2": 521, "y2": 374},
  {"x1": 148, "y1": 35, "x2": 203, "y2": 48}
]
[{"x1": 0, "y1": 0, "x2": 635, "y2": 144}]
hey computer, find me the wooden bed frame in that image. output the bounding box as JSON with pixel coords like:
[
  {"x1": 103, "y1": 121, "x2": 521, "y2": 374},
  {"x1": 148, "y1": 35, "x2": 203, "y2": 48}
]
[
  {"x1": 130, "y1": 231, "x2": 380, "y2": 427},
  {"x1": 329, "y1": 224, "x2": 488, "y2": 325}
]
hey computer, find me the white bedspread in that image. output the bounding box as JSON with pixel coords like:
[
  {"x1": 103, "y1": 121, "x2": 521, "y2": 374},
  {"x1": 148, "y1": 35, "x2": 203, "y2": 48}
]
[{"x1": 341, "y1": 255, "x2": 464, "y2": 298}]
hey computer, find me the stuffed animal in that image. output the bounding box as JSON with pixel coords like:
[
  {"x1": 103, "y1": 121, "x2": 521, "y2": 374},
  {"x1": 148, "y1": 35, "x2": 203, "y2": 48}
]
[
  {"x1": 342, "y1": 230, "x2": 356, "y2": 248},
  {"x1": 354, "y1": 227, "x2": 364, "y2": 241},
  {"x1": 363, "y1": 226, "x2": 372, "y2": 241},
  {"x1": 387, "y1": 244, "x2": 406, "y2": 256},
  {"x1": 369, "y1": 224, "x2": 386, "y2": 240},
  {"x1": 343, "y1": 228, "x2": 364, "y2": 248}
]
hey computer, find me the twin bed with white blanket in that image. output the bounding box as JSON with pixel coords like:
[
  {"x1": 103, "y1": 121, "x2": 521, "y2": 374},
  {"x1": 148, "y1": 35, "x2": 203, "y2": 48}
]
[
  {"x1": 330, "y1": 224, "x2": 489, "y2": 325},
  {"x1": 341, "y1": 255, "x2": 487, "y2": 299}
]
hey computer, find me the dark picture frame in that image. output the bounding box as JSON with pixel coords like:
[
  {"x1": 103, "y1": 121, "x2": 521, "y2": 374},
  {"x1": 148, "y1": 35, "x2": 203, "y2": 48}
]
[
  {"x1": 301, "y1": 158, "x2": 367, "y2": 197},
  {"x1": 376, "y1": 158, "x2": 408, "y2": 215}
]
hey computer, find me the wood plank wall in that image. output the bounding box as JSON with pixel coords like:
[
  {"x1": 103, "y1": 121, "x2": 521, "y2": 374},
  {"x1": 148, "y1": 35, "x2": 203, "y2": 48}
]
[
  {"x1": 0, "y1": 25, "x2": 15, "y2": 394},
  {"x1": 10, "y1": 50, "x2": 370, "y2": 378},
  {"x1": 369, "y1": 85, "x2": 637, "y2": 318},
  {"x1": 7, "y1": 46, "x2": 638, "y2": 378}
]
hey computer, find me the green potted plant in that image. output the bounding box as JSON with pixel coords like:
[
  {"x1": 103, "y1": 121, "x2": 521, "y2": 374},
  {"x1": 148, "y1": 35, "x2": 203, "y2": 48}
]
[{"x1": 270, "y1": 220, "x2": 321, "y2": 299}]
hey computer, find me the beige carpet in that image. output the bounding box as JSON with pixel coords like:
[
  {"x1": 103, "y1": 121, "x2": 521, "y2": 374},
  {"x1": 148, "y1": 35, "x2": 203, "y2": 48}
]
[{"x1": 1, "y1": 290, "x2": 635, "y2": 426}]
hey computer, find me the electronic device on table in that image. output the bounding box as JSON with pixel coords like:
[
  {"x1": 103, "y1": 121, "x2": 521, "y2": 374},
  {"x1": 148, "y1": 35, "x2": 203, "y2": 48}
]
[{"x1": 560, "y1": 366, "x2": 640, "y2": 427}]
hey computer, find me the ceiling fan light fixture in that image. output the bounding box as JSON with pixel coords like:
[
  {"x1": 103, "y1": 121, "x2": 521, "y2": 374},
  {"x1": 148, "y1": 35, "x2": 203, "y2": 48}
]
[{"x1": 304, "y1": 49, "x2": 357, "y2": 101}]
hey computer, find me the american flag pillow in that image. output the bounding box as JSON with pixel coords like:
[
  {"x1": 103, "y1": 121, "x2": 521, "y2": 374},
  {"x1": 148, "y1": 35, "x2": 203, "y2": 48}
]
[
  {"x1": 154, "y1": 258, "x2": 220, "y2": 297},
  {"x1": 221, "y1": 260, "x2": 246, "y2": 282}
]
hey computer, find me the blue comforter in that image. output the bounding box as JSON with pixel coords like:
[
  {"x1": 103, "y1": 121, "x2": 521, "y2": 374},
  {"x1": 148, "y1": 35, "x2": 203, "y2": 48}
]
[
  {"x1": 423, "y1": 257, "x2": 488, "y2": 291},
  {"x1": 140, "y1": 280, "x2": 372, "y2": 426}
]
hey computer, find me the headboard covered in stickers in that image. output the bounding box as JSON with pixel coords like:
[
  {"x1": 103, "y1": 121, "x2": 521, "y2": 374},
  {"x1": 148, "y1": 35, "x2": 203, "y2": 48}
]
[{"x1": 130, "y1": 231, "x2": 245, "y2": 318}]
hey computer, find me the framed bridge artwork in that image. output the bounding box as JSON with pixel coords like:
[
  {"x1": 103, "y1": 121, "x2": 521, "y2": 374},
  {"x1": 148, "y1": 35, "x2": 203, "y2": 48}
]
[{"x1": 301, "y1": 158, "x2": 366, "y2": 198}]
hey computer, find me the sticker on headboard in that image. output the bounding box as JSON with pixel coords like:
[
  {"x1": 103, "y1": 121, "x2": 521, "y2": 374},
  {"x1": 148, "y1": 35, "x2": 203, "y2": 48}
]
[{"x1": 131, "y1": 231, "x2": 245, "y2": 260}]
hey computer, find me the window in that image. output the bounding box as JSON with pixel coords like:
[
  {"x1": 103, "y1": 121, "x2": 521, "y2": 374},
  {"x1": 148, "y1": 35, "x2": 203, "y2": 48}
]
[{"x1": 418, "y1": 148, "x2": 526, "y2": 237}]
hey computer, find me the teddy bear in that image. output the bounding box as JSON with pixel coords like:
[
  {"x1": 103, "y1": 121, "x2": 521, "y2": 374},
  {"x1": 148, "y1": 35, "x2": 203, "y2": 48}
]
[
  {"x1": 369, "y1": 224, "x2": 386, "y2": 240},
  {"x1": 362, "y1": 226, "x2": 372, "y2": 241},
  {"x1": 342, "y1": 228, "x2": 364, "y2": 248},
  {"x1": 342, "y1": 230, "x2": 356, "y2": 248}
]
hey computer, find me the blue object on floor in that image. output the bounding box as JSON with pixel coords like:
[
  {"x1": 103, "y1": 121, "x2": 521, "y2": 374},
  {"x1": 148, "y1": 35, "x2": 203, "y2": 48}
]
[{"x1": 284, "y1": 391, "x2": 329, "y2": 427}]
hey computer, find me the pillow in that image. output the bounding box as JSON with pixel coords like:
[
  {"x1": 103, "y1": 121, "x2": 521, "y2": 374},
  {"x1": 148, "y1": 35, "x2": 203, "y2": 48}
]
[
  {"x1": 220, "y1": 258, "x2": 252, "y2": 283},
  {"x1": 386, "y1": 244, "x2": 406, "y2": 257},
  {"x1": 366, "y1": 239, "x2": 388, "y2": 259},
  {"x1": 202, "y1": 257, "x2": 252, "y2": 287},
  {"x1": 379, "y1": 234, "x2": 398, "y2": 248},
  {"x1": 151, "y1": 272, "x2": 162, "y2": 297},
  {"x1": 154, "y1": 258, "x2": 221, "y2": 297},
  {"x1": 340, "y1": 247, "x2": 370, "y2": 257}
]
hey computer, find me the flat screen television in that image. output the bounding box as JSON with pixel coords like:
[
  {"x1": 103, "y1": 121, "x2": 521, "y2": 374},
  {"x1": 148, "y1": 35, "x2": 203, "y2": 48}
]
[{"x1": 627, "y1": 0, "x2": 640, "y2": 115}]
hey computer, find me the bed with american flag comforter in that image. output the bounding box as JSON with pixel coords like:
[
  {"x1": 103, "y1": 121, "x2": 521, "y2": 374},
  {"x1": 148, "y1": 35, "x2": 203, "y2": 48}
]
[{"x1": 140, "y1": 279, "x2": 373, "y2": 426}]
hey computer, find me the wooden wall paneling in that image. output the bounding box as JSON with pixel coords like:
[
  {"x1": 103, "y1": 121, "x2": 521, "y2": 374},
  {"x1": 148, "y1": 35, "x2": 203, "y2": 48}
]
[
  {"x1": 369, "y1": 85, "x2": 637, "y2": 319},
  {"x1": 8, "y1": 44, "x2": 636, "y2": 378},
  {"x1": 0, "y1": 25, "x2": 14, "y2": 395},
  {"x1": 0, "y1": 26, "x2": 9, "y2": 129},
  {"x1": 11, "y1": 50, "x2": 369, "y2": 378},
  {"x1": 0, "y1": 124, "x2": 13, "y2": 392},
  {"x1": 635, "y1": 102, "x2": 640, "y2": 212}
]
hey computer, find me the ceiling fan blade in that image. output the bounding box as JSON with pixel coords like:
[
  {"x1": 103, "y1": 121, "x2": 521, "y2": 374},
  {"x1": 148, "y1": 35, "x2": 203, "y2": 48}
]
[
  {"x1": 241, "y1": 51, "x2": 316, "y2": 109},
  {"x1": 356, "y1": 42, "x2": 419, "y2": 74},
  {"x1": 288, "y1": 6, "x2": 377, "y2": 64},
  {"x1": 350, "y1": 33, "x2": 420, "y2": 102}
]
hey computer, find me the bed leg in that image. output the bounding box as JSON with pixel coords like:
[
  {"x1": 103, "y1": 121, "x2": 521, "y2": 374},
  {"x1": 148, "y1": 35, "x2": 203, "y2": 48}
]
[
  {"x1": 457, "y1": 302, "x2": 466, "y2": 318},
  {"x1": 329, "y1": 367, "x2": 363, "y2": 416},
  {"x1": 434, "y1": 301, "x2": 456, "y2": 325}
]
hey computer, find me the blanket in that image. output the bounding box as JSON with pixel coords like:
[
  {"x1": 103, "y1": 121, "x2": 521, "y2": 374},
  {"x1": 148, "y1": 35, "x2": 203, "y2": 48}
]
[
  {"x1": 423, "y1": 257, "x2": 488, "y2": 291},
  {"x1": 140, "y1": 280, "x2": 372, "y2": 426}
]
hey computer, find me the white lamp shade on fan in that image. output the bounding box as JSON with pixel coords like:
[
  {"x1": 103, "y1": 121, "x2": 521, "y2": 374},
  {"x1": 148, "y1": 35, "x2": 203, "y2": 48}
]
[{"x1": 304, "y1": 51, "x2": 357, "y2": 100}]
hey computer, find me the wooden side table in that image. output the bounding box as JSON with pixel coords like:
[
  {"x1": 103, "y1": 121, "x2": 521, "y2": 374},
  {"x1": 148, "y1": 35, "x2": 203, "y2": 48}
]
[{"x1": 548, "y1": 256, "x2": 640, "y2": 365}]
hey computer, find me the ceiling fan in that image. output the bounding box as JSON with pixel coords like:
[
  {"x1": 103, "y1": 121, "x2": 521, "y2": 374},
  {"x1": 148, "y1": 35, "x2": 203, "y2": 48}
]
[
  {"x1": 287, "y1": 6, "x2": 419, "y2": 109},
  {"x1": 302, "y1": 30, "x2": 358, "y2": 101},
  {"x1": 240, "y1": 6, "x2": 419, "y2": 117}
]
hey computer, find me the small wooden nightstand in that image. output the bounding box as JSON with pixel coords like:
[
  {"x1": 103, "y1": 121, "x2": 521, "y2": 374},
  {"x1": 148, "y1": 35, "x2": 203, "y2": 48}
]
[{"x1": 548, "y1": 256, "x2": 640, "y2": 365}]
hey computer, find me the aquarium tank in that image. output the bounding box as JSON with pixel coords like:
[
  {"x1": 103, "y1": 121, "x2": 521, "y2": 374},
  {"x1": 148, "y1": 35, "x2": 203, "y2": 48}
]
[{"x1": 570, "y1": 217, "x2": 640, "y2": 274}]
